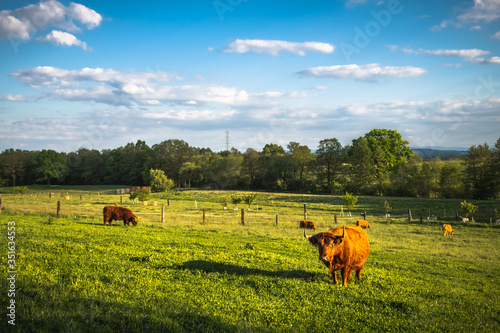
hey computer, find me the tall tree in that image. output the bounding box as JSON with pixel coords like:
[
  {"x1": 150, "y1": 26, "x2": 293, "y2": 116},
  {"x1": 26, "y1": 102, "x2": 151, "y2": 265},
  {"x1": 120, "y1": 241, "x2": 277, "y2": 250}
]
[
  {"x1": 362, "y1": 129, "x2": 413, "y2": 171},
  {"x1": 151, "y1": 139, "x2": 195, "y2": 188},
  {"x1": 463, "y1": 143, "x2": 493, "y2": 199},
  {"x1": 347, "y1": 137, "x2": 375, "y2": 194},
  {"x1": 439, "y1": 160, "x2": 465, "y2": 198},
  {"x1": 316, "y1": 138, "x2": 345, "y2": 193},
  {"x1": 33, "y1": 149, "x2": 67, "y2": 185},
  {"x1": 287, "y1": 142, "x2": 314, "y2": 180}
]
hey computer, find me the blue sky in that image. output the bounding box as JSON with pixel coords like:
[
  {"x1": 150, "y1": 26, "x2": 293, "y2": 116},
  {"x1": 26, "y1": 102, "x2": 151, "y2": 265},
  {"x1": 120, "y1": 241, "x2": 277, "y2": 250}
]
[{"x1": 0, "y1": 0, "x2": 499, "y2": 152}]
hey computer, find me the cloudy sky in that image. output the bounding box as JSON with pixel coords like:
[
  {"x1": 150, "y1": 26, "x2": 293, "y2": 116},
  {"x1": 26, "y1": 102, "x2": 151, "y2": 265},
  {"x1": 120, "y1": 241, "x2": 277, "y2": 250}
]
[{"x1": 0, "y1": 0, "x2": 499, "y2": 153}]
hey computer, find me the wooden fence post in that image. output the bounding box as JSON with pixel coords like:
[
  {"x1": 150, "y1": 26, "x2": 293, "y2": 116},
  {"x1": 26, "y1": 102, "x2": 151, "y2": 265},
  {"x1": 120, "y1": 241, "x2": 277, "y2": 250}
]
[
  {"x1": 304, "y1": 204, "x2": 307, "y2": 220},
  {"x1": 120, "y1": 196, "x2": 123, "y2": 204},
  {"x1": 334, "y1": 214, "x2": 338, "y2": 224},
  {"x1": 161, "y1": 206, "x2": 165, "y2": 223},
  {"x1": 420, "y1": 209, "x2": 423, "y2": 223},
  {"x1": 241, "y1": 208, "x2": 245, "y2": 226},
  {"x1": 167, "y1": 199, "x2": 170, "y2": 206},
  {"x1": 456, "y1": 211, "x2": 459, "y2": 220},
  {"x1": 49, "y1": 192, "x2": 52, "y2": 198},
  {"x1": 407, "y1": 208, "x2": 412, "y2": 221},
  {"x1": 0, "y1": 195, "x2": 2, "y2": 214},
  {"x1": 276, "y1": 214, "x2": 278, "y2": 226},
  {"x1": 203, "y1": 210, "x2": 206, "y2": 225},
  {"x1": 57, "y1": 201, "x2": 61, "y2": 218}
]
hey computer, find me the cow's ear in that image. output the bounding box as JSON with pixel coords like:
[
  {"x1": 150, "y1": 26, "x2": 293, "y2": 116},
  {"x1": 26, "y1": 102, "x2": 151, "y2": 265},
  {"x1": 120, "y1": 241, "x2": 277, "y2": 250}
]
[{"x1": 307, "y1": 235, "x2": 319, "y2": 246}]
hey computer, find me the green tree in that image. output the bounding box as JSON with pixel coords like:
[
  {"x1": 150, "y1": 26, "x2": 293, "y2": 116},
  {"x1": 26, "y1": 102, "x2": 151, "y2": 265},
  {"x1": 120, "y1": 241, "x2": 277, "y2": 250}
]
[
  {"x1": 205, "y1": 154, "x2": 243, "y2": 189},
  {"x1": 242, "y1": 148, "x2": 260, "y2": 186},
  {"x1": 151, "y1": 139, "x2": 195, "y2": 188},
  {"x1": 347, "y1": 137, "x2": 375, "y2": 194},
  {"x1": 316, "y1": 138, "x2": 345, "y2": 193},
  {"x1": 149, "y1": 169, "x2": 174, "y2": 192},
  {"x1": 343, "y1": 192, "x2": 358, "y2": 215},
  {"x1": 383, "y1": 200, "x2": 392, "y2": 216},
  {"x1": 287, "y1": 142, "x2": 314, "y2": 180},
  {"x1": 33, "y1": 149, "x2": 67, "y2": 185},
  {"x1": 460, "y1": 200, "x2": 478, "y2": 220},
  {"x1": 463, "y1": 143, "x2": 493, "y2": 199},
  {"x1": 439, "y1": 161, "x2": 465, "y2": 198},
  {"x1": 242, "y1": 193, "x2": 258, "y2": 209},
  {"x1": 362, "y1": 129, "x2": 413, "y2": 171}
]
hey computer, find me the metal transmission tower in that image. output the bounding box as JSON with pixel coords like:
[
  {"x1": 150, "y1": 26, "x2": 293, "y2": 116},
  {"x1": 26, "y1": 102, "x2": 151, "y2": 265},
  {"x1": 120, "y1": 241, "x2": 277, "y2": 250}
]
[{"x1": 225, "y1": 131, "x2": 230, "y2": 151}]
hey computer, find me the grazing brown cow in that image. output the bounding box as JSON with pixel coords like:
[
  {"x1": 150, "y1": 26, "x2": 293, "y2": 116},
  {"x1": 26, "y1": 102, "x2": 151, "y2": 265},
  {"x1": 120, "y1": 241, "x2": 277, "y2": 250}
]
[
  {"x1": 442, "y1": 224, "x2": 454, "y2": 236},
  {"x1": 356, "y1": 219, "x2": 371, "y2": 228},
  {"x1": 299, "y1": 220, "x2": 317, "y2": 230},
  {"x1": 305, "y1": 225, "x2": 370, "y2": 286},
  {"x1": 103, "y1": 206, "x2": 138, "y2": 226}
]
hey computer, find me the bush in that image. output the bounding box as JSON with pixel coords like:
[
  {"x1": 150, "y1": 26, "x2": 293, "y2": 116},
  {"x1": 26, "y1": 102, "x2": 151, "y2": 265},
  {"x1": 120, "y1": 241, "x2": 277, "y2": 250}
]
[
  {"x1": 12, "y1": 186, "x2": 28, "y2": 194},
  {"x1": 149, "y1": 169, "x2": 174, "y2": 192},
  {"x1": 343, "y1": 192, "x2": 358, "y2": 213},
  {"x1": 460, "y1": 200, "x2": 478, "y2": 218}
]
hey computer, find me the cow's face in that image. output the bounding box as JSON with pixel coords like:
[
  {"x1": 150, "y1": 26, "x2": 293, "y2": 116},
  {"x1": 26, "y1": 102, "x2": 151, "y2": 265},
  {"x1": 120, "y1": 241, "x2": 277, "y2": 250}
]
[
  {"x1": 129, "y1": 216, "x2": 138, "y2": 226},
  {"x1": 311, "y1": 235, "x2": 343, "y2": 263},
  {"x1": 305, "y1": 227, "x2": 345, "y2": 263}
]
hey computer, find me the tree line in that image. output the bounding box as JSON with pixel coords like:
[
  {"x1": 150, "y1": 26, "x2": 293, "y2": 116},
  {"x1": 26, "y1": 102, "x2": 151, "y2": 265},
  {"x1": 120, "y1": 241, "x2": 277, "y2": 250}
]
[{"x1": 1, "y1": 129, "x2": 499, "y2": 200}]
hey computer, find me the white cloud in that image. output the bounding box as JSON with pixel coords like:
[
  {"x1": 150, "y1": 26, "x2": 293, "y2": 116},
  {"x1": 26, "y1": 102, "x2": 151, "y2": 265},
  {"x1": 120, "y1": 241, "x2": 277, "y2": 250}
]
[
  {"x1": 458, "y1": 0, "x2": 500, "y2": 24},
  {"x1": 297, "y1": 63, "x2": 427, "y2": 82},
  {"x1": 470, "y1": 25, "x2": 482, "y2": 30},
  {"x1": 401, "y1": 47, "x2": 499, "y2": 64},
  {"x1": 0, "y1": 10, "x2": 31, "y2": 39},
  {"x1": 37, "y1": 30, "x2": 89, "y2": 50},
  {"x1": 493, "y1": 31, "x2": 500, "y2": 39},
  {"x1": 223, "y1": 39, "x2": 335, "y2": 56},
  {"x1": 432, "y1": 0, "x2": 500, "y2": 30},
  {"x1": 10, "y1": 66, "x2": 306, "y2": 107},
  {"x1": 67, "y1": 2, "x2": 102, "y2": 30},
  {"x1": 0, "y1": 94, "x2": 25, "y2": 102},
  {"x1": 142, "y1": 109, "x2": 237, "y2": 121},
  {"x1": 0, "y1": 0, "x2": 101, "y2": 50}
]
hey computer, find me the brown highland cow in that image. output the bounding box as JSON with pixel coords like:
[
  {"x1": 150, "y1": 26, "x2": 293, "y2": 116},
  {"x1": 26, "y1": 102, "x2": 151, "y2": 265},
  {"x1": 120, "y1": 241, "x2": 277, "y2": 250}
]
[{"x1": 103, "y1": 206, "x2": 138, "y2": 226}]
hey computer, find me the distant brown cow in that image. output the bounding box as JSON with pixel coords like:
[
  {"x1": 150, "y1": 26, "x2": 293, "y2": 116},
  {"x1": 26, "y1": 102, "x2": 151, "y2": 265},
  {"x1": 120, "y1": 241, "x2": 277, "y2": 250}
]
[
  {"x1": 305, "y1": 225, "x2": 370, "y2": 286},
  {"x1": 103, "y1": 206, "x2": 138, "y2": 226},
  {"x1": 356, "y1": 219, "x2": 371, "y2": 228},
  {"x1": 299, "y1": 220, "x2": 317, "y2": 230},
  {"x1": 442, "y1": 224, "x2": 454, "y2": 236}
]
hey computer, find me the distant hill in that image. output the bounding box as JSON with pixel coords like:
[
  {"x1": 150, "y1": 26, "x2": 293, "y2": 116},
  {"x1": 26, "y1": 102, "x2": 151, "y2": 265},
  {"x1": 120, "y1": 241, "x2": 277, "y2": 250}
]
[{"x1": 412, "y1": 148, "x2": 468, "y2": 160}]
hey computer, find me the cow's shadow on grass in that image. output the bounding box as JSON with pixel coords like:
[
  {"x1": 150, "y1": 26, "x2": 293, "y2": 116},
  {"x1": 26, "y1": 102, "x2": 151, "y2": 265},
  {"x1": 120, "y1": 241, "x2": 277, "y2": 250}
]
[{"x1": 170, "y1": 260, "x2": 319, "y2": 281}]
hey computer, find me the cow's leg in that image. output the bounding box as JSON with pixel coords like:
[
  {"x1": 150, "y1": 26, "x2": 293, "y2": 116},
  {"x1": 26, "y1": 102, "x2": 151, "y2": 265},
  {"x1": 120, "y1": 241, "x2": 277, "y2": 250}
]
[
  {"x1": 356, "y1": 266, "x2": 363, "y2": 281},
  {"x1": 340, "y1": 268, "x2": 348, "y2": 286},
  {"x1": 330, "y1": 270, "x2": 339, "y2": 284}
]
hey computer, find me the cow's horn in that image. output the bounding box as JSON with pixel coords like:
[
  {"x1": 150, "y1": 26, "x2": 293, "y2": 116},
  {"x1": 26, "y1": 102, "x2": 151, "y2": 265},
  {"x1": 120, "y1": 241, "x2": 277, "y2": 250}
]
[
  {"x1": 304, "y1": 229, "x2": 312, "y2": 239},
  {"x1": 335, "y1": 225, "x2": 345, "y2": 239}
]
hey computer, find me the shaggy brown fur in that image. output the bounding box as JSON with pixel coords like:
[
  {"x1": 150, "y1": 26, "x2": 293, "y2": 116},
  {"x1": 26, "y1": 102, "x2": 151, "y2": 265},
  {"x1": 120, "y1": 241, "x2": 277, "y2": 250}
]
[
  {"x1": 305, "y1": 225, "x2": 370, "y2": 286},
  {"x1": 442, "y1": 224, "x2": 454, "y2": 236},
  {"x1": 356, "y1": 219, "x2": 371, "y2": 228},
  {"x1": 103, "y1": 206, "x2": 138, "y2": 226},
  {"x1": 299, "y1": 220, "x2": 317, "y2": 230}
]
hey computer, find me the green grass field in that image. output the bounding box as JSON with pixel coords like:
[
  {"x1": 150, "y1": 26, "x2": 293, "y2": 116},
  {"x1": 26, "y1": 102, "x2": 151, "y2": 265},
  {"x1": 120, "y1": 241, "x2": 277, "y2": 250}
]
[{"x1": 1, "y1": 186, "x2": 500, "y2": 332}]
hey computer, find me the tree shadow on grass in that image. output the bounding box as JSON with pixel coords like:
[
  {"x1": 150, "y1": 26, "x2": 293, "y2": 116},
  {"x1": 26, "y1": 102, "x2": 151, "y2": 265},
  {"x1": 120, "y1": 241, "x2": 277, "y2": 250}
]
[{"x1": 170, "y1": 260, "x2": 317, "y2": 280}]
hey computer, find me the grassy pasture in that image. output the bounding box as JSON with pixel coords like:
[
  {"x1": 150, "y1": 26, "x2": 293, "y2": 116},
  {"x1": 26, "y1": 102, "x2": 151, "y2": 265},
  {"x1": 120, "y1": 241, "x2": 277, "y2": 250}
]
[{"x1": 1, "y1": 186, "x2": 500, "y2": 332}]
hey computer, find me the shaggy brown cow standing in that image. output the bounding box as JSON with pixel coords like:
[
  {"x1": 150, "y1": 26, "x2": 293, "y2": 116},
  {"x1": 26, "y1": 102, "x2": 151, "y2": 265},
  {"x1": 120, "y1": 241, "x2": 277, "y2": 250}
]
[
  {"x1": 442, "y1": 224, "x2": 454, "y2": 236},
  {"x1": 299, "y1": 220, "x2": 317, "y2": 230},
  {"x1": 356, "y1": 219, "x2": 371, "y2": 228},
  {"x1": 305, "y1": 225, "x2": 370, "y2": 286},
  {"x1": 103, "y1": 206, "x2": 138, "y2": 226}
]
